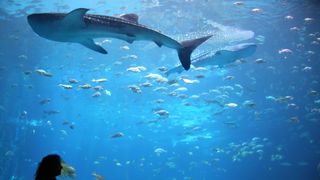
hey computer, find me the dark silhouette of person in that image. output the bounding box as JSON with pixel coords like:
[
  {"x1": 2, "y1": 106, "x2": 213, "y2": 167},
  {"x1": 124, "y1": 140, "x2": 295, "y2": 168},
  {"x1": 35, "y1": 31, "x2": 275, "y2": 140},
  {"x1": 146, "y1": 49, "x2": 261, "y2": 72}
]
[{"x1": 35, "y1": 154, "x2": 63, "y2": 180}]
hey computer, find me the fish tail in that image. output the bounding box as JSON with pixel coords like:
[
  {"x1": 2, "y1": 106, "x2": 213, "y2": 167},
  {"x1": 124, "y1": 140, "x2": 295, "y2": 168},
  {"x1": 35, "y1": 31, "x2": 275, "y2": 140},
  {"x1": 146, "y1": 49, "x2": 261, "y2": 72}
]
[{"x1": 177, "y1": 35, "x2": 212, "y2": 70}]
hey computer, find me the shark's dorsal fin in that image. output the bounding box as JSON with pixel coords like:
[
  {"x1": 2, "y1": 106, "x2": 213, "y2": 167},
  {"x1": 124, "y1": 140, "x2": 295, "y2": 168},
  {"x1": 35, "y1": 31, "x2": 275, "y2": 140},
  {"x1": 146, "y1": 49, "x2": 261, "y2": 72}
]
[
  {"x1": 120, "y1": 13, "x2": 139, "y2": 24},
  {"x1": 62, "y1": 8, "x2": 89, "y2": 27}
]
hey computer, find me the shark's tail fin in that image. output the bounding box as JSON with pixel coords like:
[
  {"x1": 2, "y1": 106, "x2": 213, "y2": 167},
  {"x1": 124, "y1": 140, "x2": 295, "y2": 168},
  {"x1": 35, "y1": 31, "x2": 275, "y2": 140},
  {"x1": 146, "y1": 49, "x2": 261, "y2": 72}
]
[{"x1": 178, "y1": 35, "x2": 212, "y2": 70}]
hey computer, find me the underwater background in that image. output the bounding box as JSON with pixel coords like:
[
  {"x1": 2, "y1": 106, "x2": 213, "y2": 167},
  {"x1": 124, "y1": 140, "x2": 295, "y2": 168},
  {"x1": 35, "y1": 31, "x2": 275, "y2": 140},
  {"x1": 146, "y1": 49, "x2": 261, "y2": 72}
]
[{"x1": 1, "y1": 0, "x2": 320, "y2": 179}]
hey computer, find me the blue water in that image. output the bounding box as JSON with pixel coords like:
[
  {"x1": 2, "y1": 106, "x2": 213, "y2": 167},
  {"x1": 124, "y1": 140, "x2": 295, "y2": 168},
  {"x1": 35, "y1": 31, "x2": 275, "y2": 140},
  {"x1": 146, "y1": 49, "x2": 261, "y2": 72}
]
[{"x1": 1, "y1": 0, "x2": 320, "y2": 179}]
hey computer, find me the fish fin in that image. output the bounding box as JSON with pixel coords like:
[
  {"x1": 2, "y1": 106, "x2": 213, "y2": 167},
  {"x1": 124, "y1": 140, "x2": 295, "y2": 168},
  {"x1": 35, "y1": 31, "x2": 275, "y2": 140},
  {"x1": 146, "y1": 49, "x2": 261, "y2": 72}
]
[
  {"x1": 120, "y1": 13, "x2": 139, "y2": 24},
  {"x1": 79, "y1": 39, "x2": 107, "y2": 54},
  {"x1": 154, "y1": 41, "x2": 162, "y2": 47},
  {"x1": 62, "y1": 8, "x2": 89, "y2": 27},
  {"x1": 125, "y1": 39, "x2": 134, "y2": 44},
  {"x1": 178, "y1": 35, "x2": 212, "y2": 70}
]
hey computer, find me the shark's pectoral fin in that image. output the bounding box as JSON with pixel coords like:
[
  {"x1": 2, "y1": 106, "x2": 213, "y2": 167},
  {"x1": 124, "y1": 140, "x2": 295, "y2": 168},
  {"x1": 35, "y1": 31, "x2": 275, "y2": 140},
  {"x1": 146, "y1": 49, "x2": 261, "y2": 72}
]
[
  {"x1": 62, "y1": 8, "x2": 89, "y2": 28},
  {"x1": 154, "y1": 41, "x2": 163, "y2": 47},
  {"x1": 79, "y1": 39, "x2": 107, "y2": 54},
  {"x1": 124, "y1": 35, "x2": 135, "y2": 44},
  {"x1": 126, "y1": 39, "x2": 134, "y2": 44}
]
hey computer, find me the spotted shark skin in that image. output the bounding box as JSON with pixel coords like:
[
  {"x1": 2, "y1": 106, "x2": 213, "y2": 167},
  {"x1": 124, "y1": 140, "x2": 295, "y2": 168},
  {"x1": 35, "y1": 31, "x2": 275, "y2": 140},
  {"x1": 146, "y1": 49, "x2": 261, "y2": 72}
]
[{"x1": 27, "y1": 8, "x2": 212, "y2": 70}]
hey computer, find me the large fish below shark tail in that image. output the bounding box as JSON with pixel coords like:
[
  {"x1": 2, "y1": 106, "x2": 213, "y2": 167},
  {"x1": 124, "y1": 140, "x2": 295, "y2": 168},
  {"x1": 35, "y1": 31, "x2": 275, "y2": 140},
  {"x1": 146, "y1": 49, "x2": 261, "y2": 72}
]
[{"x1": 177, "y1": 35, "x2": 212, "y2": 70}]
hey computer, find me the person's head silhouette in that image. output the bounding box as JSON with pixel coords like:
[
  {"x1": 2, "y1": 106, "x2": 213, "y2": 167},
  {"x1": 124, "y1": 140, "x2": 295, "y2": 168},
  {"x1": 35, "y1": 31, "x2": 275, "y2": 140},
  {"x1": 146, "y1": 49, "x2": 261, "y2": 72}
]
[{"x1": 35, "y1": 154, "x2": 62, "y2": 180}]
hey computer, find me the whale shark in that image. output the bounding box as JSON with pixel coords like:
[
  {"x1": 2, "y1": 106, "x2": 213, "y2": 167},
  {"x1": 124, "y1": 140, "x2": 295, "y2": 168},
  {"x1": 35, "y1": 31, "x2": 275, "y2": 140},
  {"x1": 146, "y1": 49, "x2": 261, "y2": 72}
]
[
  {"x1": 165, "y1": 43, "x2": 257, "y2": 76},
  {"x1": 27, "y1": 8, "x2": 212, "y2": 70}
]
